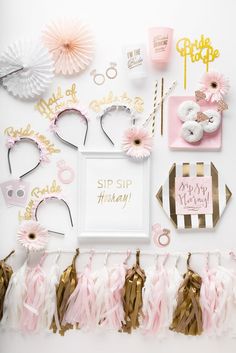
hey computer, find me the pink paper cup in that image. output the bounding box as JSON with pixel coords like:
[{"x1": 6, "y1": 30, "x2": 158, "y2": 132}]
[{"x1": 148, "y1": 27, "x2": 173, "y2": 65}]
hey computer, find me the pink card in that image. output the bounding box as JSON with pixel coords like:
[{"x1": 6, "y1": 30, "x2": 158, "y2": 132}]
[
  {"x1": 175, "y1": 176, "x2": 213, "y2": 215},
  {"x1": 0, "y1": 179, "x2": 30, "y2": 207},
  {"x1": 168, "y1": 96, "x2": 222, "y2": 150}
]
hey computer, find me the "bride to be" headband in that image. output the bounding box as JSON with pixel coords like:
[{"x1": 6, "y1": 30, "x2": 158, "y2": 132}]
[{"x1": 98, "y1": 104, "x2": 138, "y2": 145}]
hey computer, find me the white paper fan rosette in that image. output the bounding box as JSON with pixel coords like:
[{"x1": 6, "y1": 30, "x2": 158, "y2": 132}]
[{"x1": 0, "y1": 39, "x2": 54, "y2": 99}]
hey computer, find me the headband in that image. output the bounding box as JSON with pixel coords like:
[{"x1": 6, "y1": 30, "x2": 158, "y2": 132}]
[
  {"x1": 32, "y1": 195, "x2": 73, "y2": 236},
  {"x1": 7, "y1": 136, "x2": 50, "y2": 179},
  {"x1": 50, "y1": 107, "x2": 89, "y2": 149},
  {"x1": 99, "y1": 104, "x2": 138, "y2": 145}
]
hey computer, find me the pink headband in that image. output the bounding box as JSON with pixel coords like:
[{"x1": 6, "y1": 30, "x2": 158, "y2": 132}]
[
  {"x1": 7, "y1": 136, "x2": 50, "y2": 179},
  {"x1": 50, "y1": 106, "x2": 89, "y2": 149}
]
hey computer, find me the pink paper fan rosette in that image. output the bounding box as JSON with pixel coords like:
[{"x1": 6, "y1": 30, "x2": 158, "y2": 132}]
[{"x1": 42, "y1": 18, "x2": 95, "y2": 75}]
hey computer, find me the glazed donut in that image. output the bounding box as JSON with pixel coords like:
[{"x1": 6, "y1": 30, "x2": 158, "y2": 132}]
[
  {"x1": 181, "y1": 120, "x2": 203, "y2": 143},
  {"x1": 200, "y1": 109, "x2": 221, "y2": 133},
  {"x1": 177, "y1": 100, "x2": 200, "y2": 122}
]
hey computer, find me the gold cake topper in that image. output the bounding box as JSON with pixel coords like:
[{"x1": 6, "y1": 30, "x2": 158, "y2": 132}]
[{"x1": 176, "y1": 35, "x2": 220, "y2": 89}]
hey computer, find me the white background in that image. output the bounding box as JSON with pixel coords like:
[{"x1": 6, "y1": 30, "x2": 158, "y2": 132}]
[{"x1": 0, "y1": 0, "x2": 236, "y2": 352}]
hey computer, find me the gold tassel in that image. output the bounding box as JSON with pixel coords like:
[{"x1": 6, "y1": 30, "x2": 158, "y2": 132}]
[
  {"x1": 0, "y1": 250, "x2": 15, "y2": 321},
  {"x1": 50, "y1": 248, "x2": 79, "y2": 335},
  {"x1": 170, "y1": 253, "x2": 203, "y2": 336},
  {"x1": 122, "y1": 249, "x2": 146, "y2": 333}
]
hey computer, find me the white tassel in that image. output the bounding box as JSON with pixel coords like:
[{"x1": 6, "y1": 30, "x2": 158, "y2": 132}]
[
  {"x1": 41, "y1": 257, "x2": 61, "y2": 331},
  {"x1": 93, "y1": 263, "x2": 126, "y2": 330},
  {"x1": 200, "y1": 264, "x2": 233, "y2": 336},
  {"x1": 1, "y1": 260, "x2": 27, "y2": 330},
  {"x1": 141, "y1": 257, "x2": 182, "y2": 336}
]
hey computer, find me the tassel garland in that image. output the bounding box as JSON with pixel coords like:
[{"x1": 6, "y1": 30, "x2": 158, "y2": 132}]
[
  {"x1": 50, "y1": 248, "x2": 80, "y2": 335},
  {"x1": 170, "y1": 253, "x2": 203, "y2": 336},
  {"x1": 122, "y1": 249, "x2": 146, "y2": 333},
  {"x1": 0, "y1": 250, "x2": 15, "y2": 321}
]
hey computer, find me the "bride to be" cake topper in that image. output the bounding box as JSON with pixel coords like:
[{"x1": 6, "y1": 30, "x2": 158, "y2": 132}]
[{"x1": 176, "y1": 34, "x2": 220, "y2": 89}]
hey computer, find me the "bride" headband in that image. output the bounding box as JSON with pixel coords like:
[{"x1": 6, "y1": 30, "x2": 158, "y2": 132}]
[{"x1": 50, "y1": 106, "x2": 89, "y2": 149}]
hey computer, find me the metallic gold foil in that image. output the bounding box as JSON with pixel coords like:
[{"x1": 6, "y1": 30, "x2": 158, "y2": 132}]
[
  {"x1": 50, "y1": 248, "x2": 79, "y2": 335},
  {"x1": 0, "y1": 250, "x2": 15, "y2": 321},
  {"x1": 122, "y1": 249, "x2": 146, "y2": 334},
  {"x1": 170, "y1": 253, "x2": 203, "y2": 336}
]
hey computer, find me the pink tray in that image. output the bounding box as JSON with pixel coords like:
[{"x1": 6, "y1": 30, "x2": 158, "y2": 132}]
[{"x1": 168, "y1": 96, "x2": 222, "y2": 150}]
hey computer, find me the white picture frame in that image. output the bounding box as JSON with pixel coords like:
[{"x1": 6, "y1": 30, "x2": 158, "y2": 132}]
[{"x1": 78, "y1": 150, "x2": 151, "y2": 241}]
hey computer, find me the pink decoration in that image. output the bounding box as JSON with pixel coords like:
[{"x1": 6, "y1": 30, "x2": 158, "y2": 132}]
[
  {"x1": 148, "y1": 27, "x2": 173, "y2": 65},
  {"x1": 122, "y1": 127, "x2": 152, "y2": 159},
  {"x1": 20, "y1": 256, "x2": 47, "y2": 333},
  {"x1": 63, "y1": 256, "x2": 96, "y2": 330},
  {"x1": 175, "y1": 176, "x2": 213, "y2": 215},
  {"x1": 200, "y1": 72, "x2": 230, "y2": 102},
  {"x1": 42, "y1": 18, "x2": 95, "y2": 75},
  {"x1": 17, "y1": 221, "x2": 49, "y2": 251},
  {"x1": 141, "y1": 258, "x2": 181, "y2": 335},
  {"x1": 0, "y1": 179, "x2": 30, "y2": 207},
  {"x1": 93, "y1": 263, "x2": 126, "y2": 330},
  {"x1": 168, "y1": 96, "x2": 222, "y2": 150},
  {"x1": 200, "y1": 265, "x2": 233, "y2": 335}
]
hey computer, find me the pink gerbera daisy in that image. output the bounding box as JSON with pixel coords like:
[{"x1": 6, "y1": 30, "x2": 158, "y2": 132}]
[
  {"x1": 17, "y1": 220, "x2": 49, "y2": 251},
  {"x1": 122, "y1": 127, "x2": 152, "y2": 159},
  {"x1": 200, "y1": 72, "x2": 230, "y2": 102},
  {"x1": 42, "y1": 18, "x2": 94, "y2": 75}
]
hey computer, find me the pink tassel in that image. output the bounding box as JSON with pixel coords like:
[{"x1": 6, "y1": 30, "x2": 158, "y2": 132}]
[
  {"x1": 20, "y1": 255, "x2": 47, "y2": 333},
  {"x1": 141, "y1": 255, "x2": 181, "y2": 335},
  {"x1": 94, "y1": 259, "x2": 128, "y2": 330},
  {"x1": 63, "y1": 251, "x2": 96, "y2": 330},
  {"x1": 200, "y1": 253, "x2": 233, "y2": 336}
]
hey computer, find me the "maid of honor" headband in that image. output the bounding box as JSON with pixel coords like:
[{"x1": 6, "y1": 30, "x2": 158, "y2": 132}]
[{"x1": 50, "y1": 106, "x2": 89, "y2": 149}]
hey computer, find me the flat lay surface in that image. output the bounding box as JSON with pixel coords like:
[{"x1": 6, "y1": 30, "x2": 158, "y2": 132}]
[{"x1": 0, "y1": 0, "x2": 236, "y2": 352}]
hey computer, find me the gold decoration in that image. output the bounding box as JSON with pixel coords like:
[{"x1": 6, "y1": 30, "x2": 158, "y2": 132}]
[
  {"x1": 35, "y1": 83, "x2": 79, "y2": 120},
  {"x1": 89, "y1": 91, "x2": 144, "y2": 113},
  {"x1": 170, "y1": 253, "x2": 203, "y2": 336},
  {"x1": 50, "y1": 249, "x2": 80, "y2": 336},
  {"x1": 18, "y1": 180, "x2": 62, "y2": 222},
  {"x1": 195, "y1": 90, "x2": 206, "y2": 102},
  {"x1": 176, "y1": 35, "x2": 220, "y2": 89},
  {"x1": 0, "y1": 250, "x2": 15, "y2": 321},
  {"x1": 196, "y1": 112, "x2": 208, "y2": 122},
  {"x1": 217, "y1": 100, "x2": 228, "y2": 112},
  {"x1": 4, "y1": 124, "x2": 60, "y2": 155},
  {"x1": 122, "y1": 249, "x2": 146, "y2": 334}
]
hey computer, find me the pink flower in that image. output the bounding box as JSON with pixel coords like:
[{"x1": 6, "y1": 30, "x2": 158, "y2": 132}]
[
  {"x1": 6, "y1": 136, "x2": 19, "y2": 148},
  {"x1": 42, "y1": 18, "x2": 94, "y2": 75},
  {"x1": 200, "y1": 72, "x2": 230, "y2": 102},
  {"x1": 122, "y1": 127, "x2": 152, "y2": 159},
  {"x1": 17, "y1": 220, "x2": 49, "y2": 251}
]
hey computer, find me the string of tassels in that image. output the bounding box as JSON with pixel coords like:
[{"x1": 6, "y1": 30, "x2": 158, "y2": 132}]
[{"x1": 1, "y1": 248, "x2": 236, "y2": 337}]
